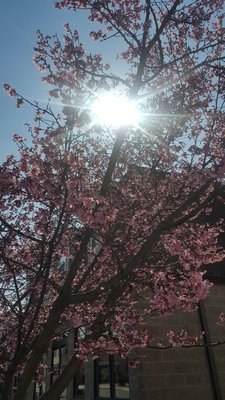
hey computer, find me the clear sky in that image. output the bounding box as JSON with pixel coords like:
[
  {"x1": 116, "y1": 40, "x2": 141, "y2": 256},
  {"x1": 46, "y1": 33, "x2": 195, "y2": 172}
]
[{"x1": 0, "y1": 0, "x2": 108, "y2": 161}]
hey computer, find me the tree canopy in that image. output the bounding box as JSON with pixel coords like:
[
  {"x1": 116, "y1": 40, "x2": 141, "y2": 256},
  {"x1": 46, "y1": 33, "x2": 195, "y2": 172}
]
[{"x1": 1, "y1": 1, "x2": 225, "y2": 399}]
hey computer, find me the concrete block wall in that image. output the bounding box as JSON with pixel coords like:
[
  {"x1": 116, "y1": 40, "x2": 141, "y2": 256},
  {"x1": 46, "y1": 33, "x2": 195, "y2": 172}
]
[
  {"x1": 204, "y1": 284, "x2": 225, "y2": 399},
  {"x1": 129, "y1": 347, "x2": 214, "y2": 400},
  {"x1": 129, "y1": 283, "x2": 225, "y2": 400}
]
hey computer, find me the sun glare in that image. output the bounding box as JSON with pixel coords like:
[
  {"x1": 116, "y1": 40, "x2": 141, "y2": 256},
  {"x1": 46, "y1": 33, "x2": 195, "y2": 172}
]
[{"x1": 91, "y1": 94, "x2": 140, "y2": 128}]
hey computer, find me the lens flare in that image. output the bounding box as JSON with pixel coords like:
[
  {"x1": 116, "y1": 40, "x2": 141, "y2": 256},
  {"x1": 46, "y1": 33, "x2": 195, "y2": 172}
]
[{"x1": 91, "y1": 94, "x2": 140, "y2": 128}]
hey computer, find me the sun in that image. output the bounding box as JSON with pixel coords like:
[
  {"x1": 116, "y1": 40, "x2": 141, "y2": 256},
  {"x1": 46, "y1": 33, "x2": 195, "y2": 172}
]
[{"x1": 91, "y1": 93, "x2": 141, "y2": 128}]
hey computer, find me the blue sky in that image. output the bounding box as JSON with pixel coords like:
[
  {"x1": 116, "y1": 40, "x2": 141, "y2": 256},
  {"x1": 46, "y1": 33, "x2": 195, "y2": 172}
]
[{"x1": 0, "y1": 0, "x2": 109, "y2": 161}]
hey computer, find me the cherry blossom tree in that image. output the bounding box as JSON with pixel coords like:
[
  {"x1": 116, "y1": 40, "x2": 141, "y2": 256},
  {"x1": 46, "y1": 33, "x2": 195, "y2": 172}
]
[{"x1": 1, "y1": 1, "x2": 225, "y2": 399}]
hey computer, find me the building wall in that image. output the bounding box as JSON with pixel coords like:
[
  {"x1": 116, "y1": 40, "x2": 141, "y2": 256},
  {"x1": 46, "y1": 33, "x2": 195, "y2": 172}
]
[
  {"x1": 129, "y1": 347, "x2": 214, "y2": 400},
  {"x1": 129, "y1": 283, "x2": 225, "y2": 400},
  {"x1": 204, "y1": 284, "x2": 225, "y2": 399},
  {"x1": 25, "y1": 283, "x2": 225, "y2": 400}
]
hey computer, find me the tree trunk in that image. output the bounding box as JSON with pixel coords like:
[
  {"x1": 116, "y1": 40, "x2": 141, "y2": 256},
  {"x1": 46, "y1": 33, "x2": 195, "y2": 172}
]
[
  {"x1": 0, "y1": 381, "x2": 13, "y2": 400},
  {"x1": 13, "y1": 296, "x2": 68, "y2": 400},
  {"x1": 13, "y1": 231, "x2": 91, "y2": 400},
  {"x1": 0, "y1": 366, "x2": 18, "y2": 400}
]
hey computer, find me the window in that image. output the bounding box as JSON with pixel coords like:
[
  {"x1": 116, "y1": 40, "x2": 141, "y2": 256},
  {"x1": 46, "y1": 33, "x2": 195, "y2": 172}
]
[
  {"x1": 94, "y1": 355, "x2": 129, "y2": 399},
  {"x1": 50, "y1": 337, "x2": 68, "y2": 399},
  {"x1": 73, "y1": 329, "x2": 85, "y2": 399},
  {"x1": 31, "y1": 330, "x2": 85, "y2": 399},
  {"x1": 73, "y1": 370, "x2": 85, "y2": 399},
  {"x1": 33, "y1": 381, "x2": 45, "y2": 400},
  {"x1": 32, "y1": 360, "x2": 46, "y2": 400}
]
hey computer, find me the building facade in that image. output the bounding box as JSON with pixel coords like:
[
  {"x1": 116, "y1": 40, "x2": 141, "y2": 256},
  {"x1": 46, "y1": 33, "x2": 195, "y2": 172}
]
[{"x1": 25, "y1": 280, "x2": 225, "y2": 400}]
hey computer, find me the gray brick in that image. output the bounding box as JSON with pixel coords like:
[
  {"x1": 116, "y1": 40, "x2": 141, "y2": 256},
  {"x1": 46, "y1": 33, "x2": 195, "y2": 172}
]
[
  {"x1": 173, "y1": 362, "x2": 193, "y2": 374},
  {"x1": 165, "y1": 374, "x2": 185, "y2": 387},
  {"x1": 154, "y1": 362, "x2": 175, "y2": 374}
]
